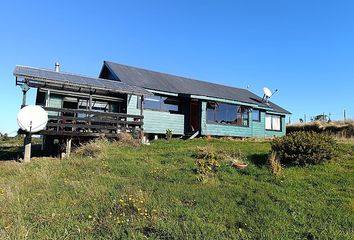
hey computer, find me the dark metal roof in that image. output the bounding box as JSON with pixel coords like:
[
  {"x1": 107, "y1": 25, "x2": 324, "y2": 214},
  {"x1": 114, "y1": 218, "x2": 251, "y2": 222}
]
[
  {"x1": 14, "y1": 65, "x2": 151, "y2": 96},
  {"x1": 102, "y1": 61, "x2": 290, "y2": 114}
]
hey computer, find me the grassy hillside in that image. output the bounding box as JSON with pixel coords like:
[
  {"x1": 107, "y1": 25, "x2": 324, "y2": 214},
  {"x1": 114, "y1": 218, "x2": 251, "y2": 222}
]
[{"x1": 0, "y1": 139, "x2": 353, "y2": 239}]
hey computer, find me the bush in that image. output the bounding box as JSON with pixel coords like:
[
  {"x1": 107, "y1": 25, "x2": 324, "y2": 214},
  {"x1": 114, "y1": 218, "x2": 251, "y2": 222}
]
[
  {"x1": 117, "y1": 132, "x2": 141, "y2": 147},
  {"x1": 271, "y1": 131, "x2": 338, "y2": 166},
  {"x1": 194, "y1": 146, "x2": 222, "y2": 181},
  {"x1": 74, "y1": 138, "x2": 108, "y2": 159},
  {"x1": 166, "y1": 129, "x2": 172, "y2": 141},
  {"x1": 194, "y1": 146, "x2": 225, "y2": 161},
  {"x1": 268, "y1": 151, "x2": 282, "y2": 176}
]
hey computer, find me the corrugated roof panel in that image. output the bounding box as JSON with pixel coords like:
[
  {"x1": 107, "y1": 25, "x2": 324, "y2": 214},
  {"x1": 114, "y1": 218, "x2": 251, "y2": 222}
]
[{"x1": 14, "y1": 65, "x2": 151, "y2": 96}]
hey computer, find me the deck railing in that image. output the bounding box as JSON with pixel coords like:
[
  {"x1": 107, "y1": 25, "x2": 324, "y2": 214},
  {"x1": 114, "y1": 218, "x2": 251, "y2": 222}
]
[{"x1": 41, "y1": 107, "x2": 143, "y2": 137}]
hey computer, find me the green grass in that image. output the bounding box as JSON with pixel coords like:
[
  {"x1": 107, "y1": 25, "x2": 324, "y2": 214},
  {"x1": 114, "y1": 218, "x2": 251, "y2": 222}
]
[{"x1": 0, "y1": 139, "x2": 353, "y2": 239}]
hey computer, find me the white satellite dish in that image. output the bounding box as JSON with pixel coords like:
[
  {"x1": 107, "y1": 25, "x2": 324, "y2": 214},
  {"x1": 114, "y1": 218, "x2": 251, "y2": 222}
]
[
  {"x1": 263, "y1": 87, "x2": 272, "y2": 98},
  {"x1": 17, "y1": 105, "x2": 48, "y2": 133}
]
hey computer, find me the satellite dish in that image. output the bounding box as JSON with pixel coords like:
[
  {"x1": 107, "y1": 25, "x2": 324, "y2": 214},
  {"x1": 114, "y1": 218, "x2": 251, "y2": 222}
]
[
  {"x1": 17, "y1": 105, "x2": 48, "y2": 133},
  {"x1": 263, "y1": 87, "x2": 272, "y2": 98}
]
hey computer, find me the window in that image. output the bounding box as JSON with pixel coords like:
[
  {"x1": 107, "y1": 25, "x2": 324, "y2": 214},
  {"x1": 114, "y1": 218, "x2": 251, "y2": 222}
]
[
  {"x1": 144, "y1": 95, "x2": 179, "y2": 112},
  {"x1": 78, "y1": 99, "x2": 119, "y2": 113},
  {"x1": 252, "y1": 109, "x2": 261, "y2": 122},
  {"x1": 265, "y1": 114, "x2": 281, "y2": 131},
  {"x1": 206, "y1": 102, "x2": 249, "y2": 127}
]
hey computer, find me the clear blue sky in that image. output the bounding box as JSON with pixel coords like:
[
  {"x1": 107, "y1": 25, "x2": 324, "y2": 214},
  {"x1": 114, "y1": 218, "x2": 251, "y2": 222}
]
[{"x1": 1, "y1": 0, "x2": 353, "y2": 134}]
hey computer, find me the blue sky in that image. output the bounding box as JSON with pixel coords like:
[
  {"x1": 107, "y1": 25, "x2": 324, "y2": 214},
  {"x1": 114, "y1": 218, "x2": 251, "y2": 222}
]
[{"x1": 0, "y1": 0, "x2": 353, "y2": 134}]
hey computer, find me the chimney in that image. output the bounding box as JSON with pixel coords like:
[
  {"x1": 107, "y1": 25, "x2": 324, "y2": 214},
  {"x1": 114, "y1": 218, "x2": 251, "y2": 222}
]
[{"x1": 55, "y1": 62, "x2": 60, "y2": 72}]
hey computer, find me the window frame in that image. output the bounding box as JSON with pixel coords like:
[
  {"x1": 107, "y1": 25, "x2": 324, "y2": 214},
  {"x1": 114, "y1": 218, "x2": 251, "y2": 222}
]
[
  {"x1": 265, "y1": 114, "x2": 282, "y2": 131},
  {"x1": 252, "y1": 109, "x2": 261, "y2": 122},
  {"x1": 206, "y1": 101, "x2": 250, "y2": 127},
  {"x1": 143, "y1": 95, "x2": 180, "y2": 113}
]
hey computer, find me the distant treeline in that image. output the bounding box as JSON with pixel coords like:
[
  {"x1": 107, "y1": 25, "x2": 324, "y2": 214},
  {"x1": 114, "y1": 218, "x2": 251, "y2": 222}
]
[{"x1": 286, "y1": 120, "x2": 354, "y2": 138}]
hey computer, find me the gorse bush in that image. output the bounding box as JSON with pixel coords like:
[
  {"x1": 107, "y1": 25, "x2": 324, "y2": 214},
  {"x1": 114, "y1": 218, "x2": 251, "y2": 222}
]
[
  {"x1": 194, "y1": 146, "x2": 225, "y2": 161},
  {"x1": 194, "y1": 146, "x2": 222, "y2": 181},
  {"x1": 271, "y1": 131, "x2": 338, "y2": 166}
]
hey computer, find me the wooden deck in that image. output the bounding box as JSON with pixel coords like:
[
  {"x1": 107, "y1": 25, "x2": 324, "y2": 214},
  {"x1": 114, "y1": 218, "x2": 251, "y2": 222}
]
[{"x1": 40, "y1": 107, "x2": 144, "y2": 138}]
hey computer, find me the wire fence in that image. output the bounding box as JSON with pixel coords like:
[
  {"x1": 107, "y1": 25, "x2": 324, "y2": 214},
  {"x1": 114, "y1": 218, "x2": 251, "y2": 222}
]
[{"x1": 287, "y1": 110, "x2": 352, "y2": 124}]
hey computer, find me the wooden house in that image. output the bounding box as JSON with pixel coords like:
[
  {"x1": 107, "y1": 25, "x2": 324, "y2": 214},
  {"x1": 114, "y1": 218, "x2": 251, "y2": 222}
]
[
  {"x1": 99, "y1": 61, "x2": 290, "y2": 138},
  {"x1": 14, "y1": 62, "x2": 290, "y2": 148}
]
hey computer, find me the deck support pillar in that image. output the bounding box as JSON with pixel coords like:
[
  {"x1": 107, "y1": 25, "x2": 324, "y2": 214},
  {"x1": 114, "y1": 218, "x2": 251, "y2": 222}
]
[
  {"x1": 66, "y1": 138, "x2": 72, "y2": 157},
  {"x1": 23, "y1": 133, "x2": 31, "y2": 163}
]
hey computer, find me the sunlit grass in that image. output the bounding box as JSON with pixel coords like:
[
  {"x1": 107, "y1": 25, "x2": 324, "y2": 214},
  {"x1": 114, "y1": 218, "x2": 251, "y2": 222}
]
[{"x1": 0, "y1": 139, "x2": 353, "y2": 239}]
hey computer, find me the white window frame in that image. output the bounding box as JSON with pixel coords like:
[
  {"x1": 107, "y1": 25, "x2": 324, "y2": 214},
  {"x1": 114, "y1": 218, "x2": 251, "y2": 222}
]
[{"x1": 265, "y1": 114, "x2": 282, "y2": 131}]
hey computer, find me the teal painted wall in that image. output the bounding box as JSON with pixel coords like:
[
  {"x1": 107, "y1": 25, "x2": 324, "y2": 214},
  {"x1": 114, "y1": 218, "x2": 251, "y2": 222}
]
[
  {"x1": 252, "y1": 111, "x2": 266, "y2": 137},
  {"x1": 200, "y1": 101, "x2": 286, "y2": 137},
  {"x1": 127, "y1": 95, "x2": 185, "y2": 135}
]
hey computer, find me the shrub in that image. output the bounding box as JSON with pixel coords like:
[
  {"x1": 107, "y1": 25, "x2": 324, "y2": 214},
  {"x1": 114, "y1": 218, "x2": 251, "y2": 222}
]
[
  {"x1": 194, "y1": 146, "x2": 225, "y2": 161},
  {"x1": 166, "y1": 129, "x2": 172, "y2": 141},
  {"x1": 194, "y1": 146, "x2": 222, "y2": 181},
  {"x1": 196, "y1": 158, "x2": 220, "y2": 175},
  {"x1": 117, "y1": 132, "x2": 141, "y2": 147},
  {"x1": 268, "y1": 151, "x2": 282, "y2": 176},
  {"x1": 271, "y1": 131, "x2": 338, "y2": 166},
  {"x1": 74, "y1": 138, "x2": 108, "y2": 159}
]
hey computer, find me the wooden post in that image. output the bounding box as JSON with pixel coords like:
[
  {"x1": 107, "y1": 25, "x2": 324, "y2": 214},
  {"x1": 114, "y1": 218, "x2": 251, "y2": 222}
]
[
  {"x1": 89, "y1": 93, "x2": 93, "y2": 111},
  {"x1": 88, "y1": 93, "x2": 92, "y2": 132},
  {"x1": 23, "y1": 133, "x2": 31, "y2": 163},
  {"x1": 344, "y1": 109, "x2": 346, "y2": 120},
  {"x1": 66, "y1": 138, "x2": 72, "y2": 157},
  {"x1": 140, "y1": 96, "x2": 144, "y2": 143},
  {"x1": 22, "y1": 87, "x2": 31, "y2": 162},
  {"x1": 45, "y1": 90, "x2": 50, "y2": 107}
]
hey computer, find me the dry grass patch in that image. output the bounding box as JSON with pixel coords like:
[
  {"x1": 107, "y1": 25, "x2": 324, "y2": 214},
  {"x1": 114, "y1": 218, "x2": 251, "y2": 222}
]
[
  {"x1": 117, "y1": 132, "x2": 141, "y2": 147},
  {"x1": 73, "y1": 138, "x2": 109, "y2": 160},
  {"x1": 287, "y1": 120, "x2": 354, "y2": 138}
]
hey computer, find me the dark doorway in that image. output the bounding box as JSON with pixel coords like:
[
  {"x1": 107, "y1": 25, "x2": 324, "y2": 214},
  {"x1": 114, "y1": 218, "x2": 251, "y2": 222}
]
[{"x1": 190, "y1": 100, "x2": 200, "y2": 132}]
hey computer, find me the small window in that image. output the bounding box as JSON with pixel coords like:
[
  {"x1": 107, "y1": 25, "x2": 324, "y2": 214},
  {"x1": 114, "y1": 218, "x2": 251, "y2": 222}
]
[
  {"x1": 265, "y1": 114, "x2": 282, "y2": 131},
  {"x1": 252, "y1": 109, "x2": 261, "y2": 122}
]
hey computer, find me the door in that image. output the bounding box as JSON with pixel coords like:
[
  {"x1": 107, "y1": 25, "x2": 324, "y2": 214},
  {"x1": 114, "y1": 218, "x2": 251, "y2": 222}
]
[{"x1": 190, "y1": 100, "x2": 200, "y2": 132}]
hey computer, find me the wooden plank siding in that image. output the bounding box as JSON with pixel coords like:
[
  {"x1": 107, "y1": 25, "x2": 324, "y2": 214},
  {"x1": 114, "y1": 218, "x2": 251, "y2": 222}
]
[{"x1": 127, "y1": 95, "x2": 185, "y2": 135}]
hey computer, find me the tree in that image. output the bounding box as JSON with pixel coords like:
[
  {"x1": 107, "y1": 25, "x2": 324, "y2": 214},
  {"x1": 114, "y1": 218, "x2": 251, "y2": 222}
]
[{"x1": 313, "y1": 114, "x2": 327, "y2": 122}]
